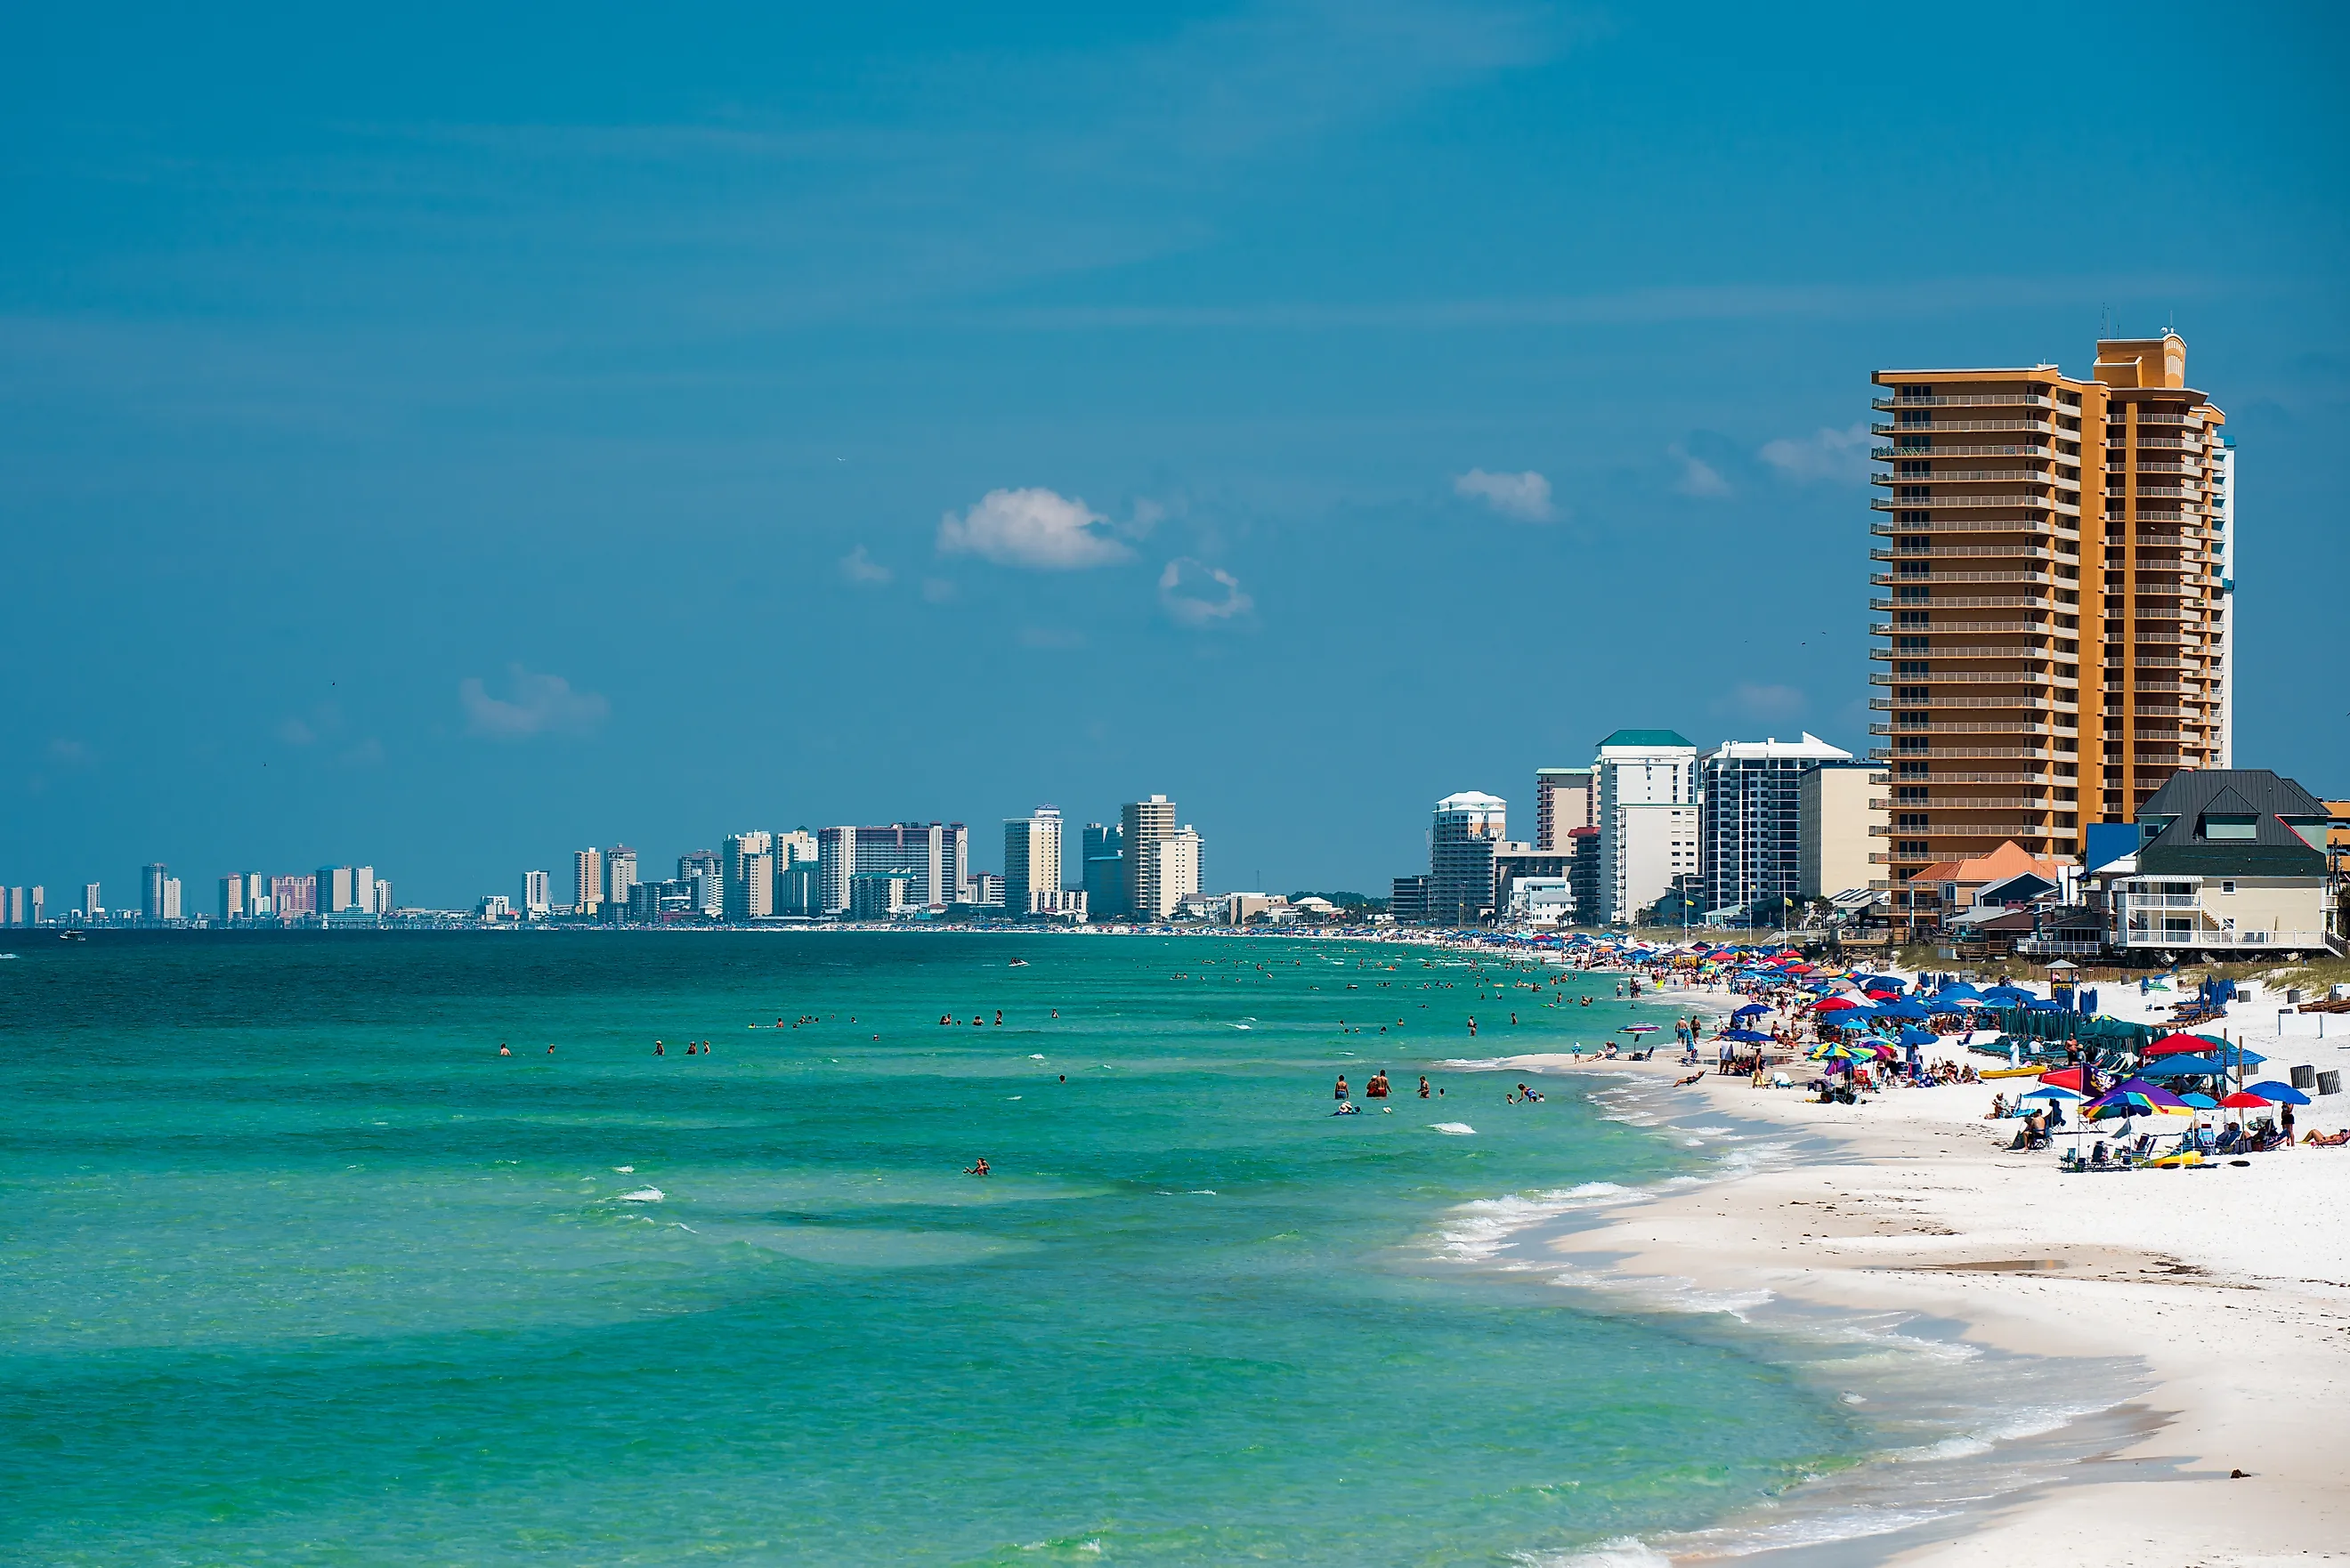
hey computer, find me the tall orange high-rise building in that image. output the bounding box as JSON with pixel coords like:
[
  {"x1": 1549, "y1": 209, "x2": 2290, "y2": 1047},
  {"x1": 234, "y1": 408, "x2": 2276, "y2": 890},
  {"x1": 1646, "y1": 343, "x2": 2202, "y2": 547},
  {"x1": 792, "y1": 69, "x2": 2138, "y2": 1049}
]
[{"x1": 1868, "y1": 332, "x2": 2232, "y2": 934}]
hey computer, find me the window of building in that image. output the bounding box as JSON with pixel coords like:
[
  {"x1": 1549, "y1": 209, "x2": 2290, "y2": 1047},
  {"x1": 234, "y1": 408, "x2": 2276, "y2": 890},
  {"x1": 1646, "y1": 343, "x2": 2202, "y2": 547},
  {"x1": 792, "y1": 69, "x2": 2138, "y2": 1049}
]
[
  {"x1": 2200, "y1": 814, "x2": 2257, "y2": 840},
  {"x1": 2220, "y1": 880, "x2": 2237, "y2": 893}
]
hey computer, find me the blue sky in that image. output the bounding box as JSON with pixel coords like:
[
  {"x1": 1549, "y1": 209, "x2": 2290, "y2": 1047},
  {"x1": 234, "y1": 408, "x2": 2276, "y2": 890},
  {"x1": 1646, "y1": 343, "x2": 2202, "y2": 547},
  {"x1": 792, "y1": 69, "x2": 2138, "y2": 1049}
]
[{"x1": 4, "y1": 1, "x2": 2344, "y2": 907}]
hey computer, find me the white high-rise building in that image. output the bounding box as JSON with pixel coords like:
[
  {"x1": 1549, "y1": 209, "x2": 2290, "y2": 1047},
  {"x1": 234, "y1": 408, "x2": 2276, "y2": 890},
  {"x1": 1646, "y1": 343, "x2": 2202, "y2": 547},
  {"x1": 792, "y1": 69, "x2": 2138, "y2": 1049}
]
[
  {"x1": 724, "y1": 832, "x2": 773, "y2": 919},
  {"x1": 1428, "y1": 792, "x2": 1507, "y2": 925},
  {"x1": 353, "y1": 867, "x2": 376, "y2": 916},
  {"x1": 1003, "y1": 806, "x2": 1063, "y2": 918},
  {"x1": 82, "y1": 882, "x2": 103, "y2": 918},
  {"x1": 604, "y1": 846, "x2": 638, "y2": 913},
  {"x1": 522, "y1": 869, "x2": 553, "y2": 917},
  {"x1": 317, "y1": 866, "x2": 359, "y2": 914},
  {"x1": 371, "y1": 878, "x2": 393, "y2": 915},
  {"x1": 1136, "y1": 824, "x2": 1203, "y2": 918},
  {"x1": 1592, "y1": 729, "x2": 1699, "y2": 924},
  {"x1": 2214, "y1": 438, "x2": 2235, "y2": 767},
  {"x1": 1120, "y1": 796, "x2": 1178, "y2": 917},
  {"x1": 1698, "y1": 733, "x2": 1854, "y2": 921}
]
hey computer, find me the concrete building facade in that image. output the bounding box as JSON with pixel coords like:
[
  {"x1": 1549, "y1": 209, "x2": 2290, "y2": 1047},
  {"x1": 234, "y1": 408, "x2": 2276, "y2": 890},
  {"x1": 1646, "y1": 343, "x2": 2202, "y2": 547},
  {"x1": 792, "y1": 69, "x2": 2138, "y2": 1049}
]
[
  {"x1": 1592, "y1": 730, "x2": 1698, "y2": 924},
  {"x1": 1428, "y1": 791, "x2": 1506, "y2": 925},
  {"x1": 1003, "y1": 807, "x2": 1063, "y2": 918},
  {"x1": 1869, "y1": 333, "x2": 2231, "y2": 927},
  {"x1": 1534, "y1": 768, "x2": 1595, "y2": 852},
  {"x1": 1799, "y1": 761, "x2": 1886, "y2": 899},
  {"x1": 1698, "y1": 733, "x2": 1854, "y2": 921}
]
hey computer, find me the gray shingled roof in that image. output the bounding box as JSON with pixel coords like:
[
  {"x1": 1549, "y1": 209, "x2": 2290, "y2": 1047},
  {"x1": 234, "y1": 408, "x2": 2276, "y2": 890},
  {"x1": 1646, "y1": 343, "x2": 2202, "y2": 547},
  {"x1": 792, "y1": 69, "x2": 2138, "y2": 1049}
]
[{"x1": 2136, "y1": 769, "x2": 2328, "y2": 876}]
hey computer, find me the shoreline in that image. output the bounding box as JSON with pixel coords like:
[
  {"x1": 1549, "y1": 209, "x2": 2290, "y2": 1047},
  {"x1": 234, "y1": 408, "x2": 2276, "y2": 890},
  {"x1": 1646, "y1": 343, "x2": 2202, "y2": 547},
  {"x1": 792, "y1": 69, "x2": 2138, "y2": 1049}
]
[{"x1": 1441, "y1": 1046, "x2": 2350, "y2": 1566}]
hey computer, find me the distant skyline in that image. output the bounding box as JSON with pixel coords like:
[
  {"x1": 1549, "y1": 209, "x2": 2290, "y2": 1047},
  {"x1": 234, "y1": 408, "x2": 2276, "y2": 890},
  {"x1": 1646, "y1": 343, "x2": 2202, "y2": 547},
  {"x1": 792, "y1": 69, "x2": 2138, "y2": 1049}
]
[{"x1": 4, "y1": 2, "x2": 2344, "y2": 906}]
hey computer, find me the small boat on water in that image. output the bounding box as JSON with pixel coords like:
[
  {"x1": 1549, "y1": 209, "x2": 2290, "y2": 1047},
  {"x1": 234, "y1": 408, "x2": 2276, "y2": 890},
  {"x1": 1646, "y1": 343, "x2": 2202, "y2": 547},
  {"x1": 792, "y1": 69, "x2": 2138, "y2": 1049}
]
[
  {"x1": 59, "y1": 930, "x2": 86, "y2": 942},
  {"x1": 1008, "y1": 958, "x2": 1029, "y2": 967}
]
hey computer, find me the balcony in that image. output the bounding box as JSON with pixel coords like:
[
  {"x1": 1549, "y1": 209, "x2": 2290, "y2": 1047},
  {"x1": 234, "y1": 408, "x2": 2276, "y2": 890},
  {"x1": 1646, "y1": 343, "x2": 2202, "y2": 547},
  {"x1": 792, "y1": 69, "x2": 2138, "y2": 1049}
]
[
  {"x1": 1869, "y1": 670, "x2": 2064, "y2": 685},
  {"x1": 2115, "y1": 924, "x2": 2332, "y2": 951},
  {"x1": 1871, "y1": 418, "x2": 2055, "y2": 436},
  {"x1": 1870, "y1": 494, "x2": 2058, "y2": 512},
  {"x1": 1870, "y1": 543, "x2": 2063, "y2": 562},
  {"x1": 1872, "y1": 517, "x2": 2079, "y2": 537},
  {"x1": 1870, "y1": 821, "x2": 2054, "y2": 839},
  {"x1": 1869, "y1": 621, "x2": 2051, "y2": 636},
  {"x1": 1873, "y1": 392, "x2": 2056, "y2": 410},
  {"x1": 1869, "y1": 743, "x2": 2061, "y2": 760},
  {"x1": 1870, "y1": 468, "x2": 2058, "y2": 487},
  {"x1": 1870, "y1": 574, "x2": 2056, "y2": 593},
  {"x1": 1870, "y1": 645, "x2": 2052, "y2": 664},
  {"x1": 1873, "y1": 599, "x2": 2068, "y2": 619},
  {"x1": 1873, "y1": 443, "x2": 2053, "y2": 460}
]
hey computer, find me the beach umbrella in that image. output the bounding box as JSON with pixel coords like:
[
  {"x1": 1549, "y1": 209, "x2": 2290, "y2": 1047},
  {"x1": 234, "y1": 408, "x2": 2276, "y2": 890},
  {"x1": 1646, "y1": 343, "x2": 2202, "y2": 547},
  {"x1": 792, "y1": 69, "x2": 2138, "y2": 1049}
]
[
  {"x1": 1618, "y1": 1023, "x2": 1659, "y2": 1034},
  {"x1": 2086, "y1": 1083, "x2": 2192, "y2": 1119},
  {"x1": 2038, "y1": 1065, "x2": 2092, "y2": 1093},
  {"x1": 1876, "y1": 999, "x2": 1931, "y2": 1021},
  {"x1": 1720, "y1": 1028, "x2": 1771, "y2": 1043},
  {"x1": 2246, "y1": 1080, "x2": 2312, "y2": 1105},
  {"x1": 1814, "y1": 996, "x2": 1861, "y2": 1013},
  {"x1": 1897, "y1": 1026, "x2": 1939, "y2": 1047},
  {"x1": 1864, "y1": 989, "x2": 1900, "y2": 1001},
  {"x1": 1982, "y1": 985, "x2": 2037, "y2": 1003},
  {"x1": 2179, "y1": 1093, "x2": 2218, "y2": 1109},
  {"x1": 2018, "y1": 1085, "x2": 2085, "y2": 1102},
  {"x1": 2216, "y1": 1091, "x2": 2273, "y2": 1110},
  {"x1": 2143, "y1": 1033, "x2": 2212, "y2": 1057},
  {"x1": 1732, "y1": 1003, "x2": 1770, "y2": 1018}
]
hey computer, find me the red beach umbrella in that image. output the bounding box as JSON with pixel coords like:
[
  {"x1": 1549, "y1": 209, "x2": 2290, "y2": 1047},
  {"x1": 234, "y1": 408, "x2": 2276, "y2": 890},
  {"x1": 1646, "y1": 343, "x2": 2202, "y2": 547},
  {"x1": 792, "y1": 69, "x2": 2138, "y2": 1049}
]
[
  {"x1": 2038, "y1": 1065, "x2": 2091, "y2": 1093},
  {"x1": 2216, "y1": 1091, "x2": 2272, "y2": 1110},
  {"x1": 2144, "y1": 1033, "x2": 2213, "y2": 1057},
  {"x1": 1815, "y1": 996, "x2": 1860, "y2": 1012}
]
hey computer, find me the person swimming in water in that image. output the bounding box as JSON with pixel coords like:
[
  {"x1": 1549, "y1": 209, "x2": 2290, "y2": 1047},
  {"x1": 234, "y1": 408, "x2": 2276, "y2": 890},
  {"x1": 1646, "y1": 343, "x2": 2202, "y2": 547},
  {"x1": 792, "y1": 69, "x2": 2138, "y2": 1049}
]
[
  {"x1": 966, "y1": 1157, "x2": 990, "y2": 1176},
  {"x1": 498, "y1": 1043, "x2": 511, "y2": 1056}
]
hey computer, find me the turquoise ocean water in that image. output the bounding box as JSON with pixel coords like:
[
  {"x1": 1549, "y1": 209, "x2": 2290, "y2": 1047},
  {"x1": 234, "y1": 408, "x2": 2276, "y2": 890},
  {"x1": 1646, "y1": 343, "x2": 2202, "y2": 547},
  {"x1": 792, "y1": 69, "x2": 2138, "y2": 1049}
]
[{"x1": 0, "y1": 933, "x2": 1873, "y2": 1565}]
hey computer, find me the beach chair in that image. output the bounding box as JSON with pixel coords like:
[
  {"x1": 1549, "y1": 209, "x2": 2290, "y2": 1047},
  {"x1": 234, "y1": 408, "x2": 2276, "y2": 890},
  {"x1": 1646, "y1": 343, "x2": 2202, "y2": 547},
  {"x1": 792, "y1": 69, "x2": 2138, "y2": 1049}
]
[{"x1": 2211, "y1": 1127, "x2": 2242, "y2": 1156}]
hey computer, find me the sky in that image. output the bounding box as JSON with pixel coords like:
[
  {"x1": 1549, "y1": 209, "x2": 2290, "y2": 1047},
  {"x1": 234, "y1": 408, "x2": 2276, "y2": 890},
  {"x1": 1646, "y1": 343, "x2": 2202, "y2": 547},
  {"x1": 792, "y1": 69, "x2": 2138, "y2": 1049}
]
[{"x1": 4, "y1": 1, "x2": 2345, "y2": 908}]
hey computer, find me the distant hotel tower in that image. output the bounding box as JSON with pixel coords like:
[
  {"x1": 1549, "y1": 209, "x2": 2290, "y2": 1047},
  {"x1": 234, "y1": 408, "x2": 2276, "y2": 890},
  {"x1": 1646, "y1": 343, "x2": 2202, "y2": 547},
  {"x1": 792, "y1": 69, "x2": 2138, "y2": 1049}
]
[{"x1": 1869, "y1": 332, "x2": 2232, "y2": 901}]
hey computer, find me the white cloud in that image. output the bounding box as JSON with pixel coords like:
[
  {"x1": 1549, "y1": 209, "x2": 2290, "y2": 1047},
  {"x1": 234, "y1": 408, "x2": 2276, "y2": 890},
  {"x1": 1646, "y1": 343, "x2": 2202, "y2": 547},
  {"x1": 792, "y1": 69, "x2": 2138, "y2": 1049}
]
[
  {"x1": 1717, "y1": 683, "x2": 1808, "y2": 723},
  {"x1": 839, "y1": 545, "x2": 893, "y2": 585},
  {"x1": 459, "y1": 665, "x2": 610, "y2": 740},
  {"x1": 1760, "y1": 421, "x2": 1873, "y2": 484},
  {"x1": 1158, "y1": 557, "x2": 1252, "y2": 627},
  {"x1": 937, "y1": 487, "x2": 1132, "y2": 570},
  {"x1": 1453, "y1": 467, "x2": 1554, "y2": 521},
  {"x1": 1670, "y1": 446, "x2": 1730, "y2": 498}
]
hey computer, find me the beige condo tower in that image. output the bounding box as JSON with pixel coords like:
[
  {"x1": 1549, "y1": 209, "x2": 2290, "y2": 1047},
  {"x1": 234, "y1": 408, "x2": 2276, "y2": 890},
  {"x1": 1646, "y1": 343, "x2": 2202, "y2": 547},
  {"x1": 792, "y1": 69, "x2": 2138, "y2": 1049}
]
[{"x1": 1869, "y1": 332, "x2": 2232, "y2": 929}]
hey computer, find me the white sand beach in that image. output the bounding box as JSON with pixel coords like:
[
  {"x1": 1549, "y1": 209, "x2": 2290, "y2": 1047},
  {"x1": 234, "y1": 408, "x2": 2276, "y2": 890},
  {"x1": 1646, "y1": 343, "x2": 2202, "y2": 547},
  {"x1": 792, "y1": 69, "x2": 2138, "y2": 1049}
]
[{"x1": 1471, "y1": 984, "x2": 2350, "y2": 1567}]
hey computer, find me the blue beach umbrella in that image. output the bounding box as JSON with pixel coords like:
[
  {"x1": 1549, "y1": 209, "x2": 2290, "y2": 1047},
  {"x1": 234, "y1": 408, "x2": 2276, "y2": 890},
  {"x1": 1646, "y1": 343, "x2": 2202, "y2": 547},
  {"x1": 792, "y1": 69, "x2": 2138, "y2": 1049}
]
[
  {"x1": 2245, "y1": 1080, "x2": 2312, "y2": 1105},
  {"x1": 2018, "y1": 1085, "x2": 2085, "y2": 1102},
  {"x1": 2179, "y1": 1093, "x2": 2219, "y2": 1109},
  {"x1": 1876, "y1": 999, "x2": 1930, "y2": 1021},
  {"x1": 1897, "y1": 1026, "x2": 1939, "y2": 1047}
]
